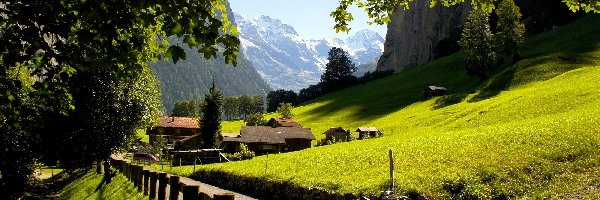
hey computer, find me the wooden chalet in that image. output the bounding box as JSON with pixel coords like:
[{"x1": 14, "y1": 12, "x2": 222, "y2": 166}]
[
  {"x1": 223, "y1": 126, "x2": 315, "y2": 154},
  {"x1": 356, "y1": 127, "x2": 379, "y2": 139},
  {"x1": 146, "y1": 116, "x2": 200, "y2": 145}
]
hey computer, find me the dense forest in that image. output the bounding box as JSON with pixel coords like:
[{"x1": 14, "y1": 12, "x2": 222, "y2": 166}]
[{"x1": 150, "y1": 39, "x2": 272, "y2": 114}]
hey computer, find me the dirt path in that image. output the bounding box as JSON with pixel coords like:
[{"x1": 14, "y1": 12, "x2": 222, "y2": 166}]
[{"x1": 113, "y1": 154, "x2": 257, "y2": 200}]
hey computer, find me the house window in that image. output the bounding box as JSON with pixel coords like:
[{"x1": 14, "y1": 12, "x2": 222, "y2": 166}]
[{"x1": 259, "y1": 145, "x2": 275, "y2": 150}]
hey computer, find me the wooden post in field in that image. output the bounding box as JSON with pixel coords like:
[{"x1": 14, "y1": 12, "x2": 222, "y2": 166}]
[
  {"x1": 214, "y1": 193, "x2": 235, "y2": 200},
  {"x1": 388, "y1": 149, "x2": 395, "y2": 190},
  {"x1": 168, "y1": 176, "x2": 180, "y2": 200},
  {"x1": 143, "y1": 170, "x2": 150, "y2": 195},
  {"x1": 158, "y1": 172, "x2": 168, "y2": 200},
  {"x1": 150, "y1": 172, "x2": 158, "y2": 200},
  {"x1": 182, "y1": 185, "x2": 199, "y2": 200}
]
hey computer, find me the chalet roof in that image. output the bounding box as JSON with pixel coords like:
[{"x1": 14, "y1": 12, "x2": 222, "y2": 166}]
[
  {"x1": 220, "y1": 133, "x2": 241, "y2": 142},
  {"x1": 155, "y1": 116, "x2": 200, "y2": 129},
  {"x1": 323, "y1": 127, "x2": 346, "y2": 135},
  {"x1": 239, "y1": 126, "x2": 315, "y2": 144},
  {"x1": 268, "y1": 118, "x2": 302, "y2": 127},
  {"x1": 356, "y1": 127, "x2": 378, "y2": 132}
]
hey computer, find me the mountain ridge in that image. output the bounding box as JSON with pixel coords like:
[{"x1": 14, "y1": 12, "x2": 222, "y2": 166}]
[{"x1": 235, "y1": 13, "x2": 385, "y2": 91}]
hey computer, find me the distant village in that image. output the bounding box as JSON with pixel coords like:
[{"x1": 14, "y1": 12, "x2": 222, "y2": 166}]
[{"x1": 144, "y1": 116, "x2": 380, "y2": 164}]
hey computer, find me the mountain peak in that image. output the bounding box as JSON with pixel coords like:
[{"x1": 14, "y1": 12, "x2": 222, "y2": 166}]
[{"x1": 235, "y1": 15, "x2": 385, "y2": 91}]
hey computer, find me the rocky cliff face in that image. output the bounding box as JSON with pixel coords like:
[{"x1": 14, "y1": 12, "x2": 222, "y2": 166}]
[{"x1": 377, "y1": 2, "x2": 471, "y2": 72}]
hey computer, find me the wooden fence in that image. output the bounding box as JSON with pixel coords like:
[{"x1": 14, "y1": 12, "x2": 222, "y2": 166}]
[{"x1": 110, "y1": 158, "x2": 235, "y2": 200}]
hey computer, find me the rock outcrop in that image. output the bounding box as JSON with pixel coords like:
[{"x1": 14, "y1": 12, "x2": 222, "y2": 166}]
[{"x1": 377, "y1": 2, "x2": 471, "y2": 72}]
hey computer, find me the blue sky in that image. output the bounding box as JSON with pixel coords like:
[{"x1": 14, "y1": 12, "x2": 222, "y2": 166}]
[{"x1": 229, "y1": 0, "x2": 388, "y2": 40}]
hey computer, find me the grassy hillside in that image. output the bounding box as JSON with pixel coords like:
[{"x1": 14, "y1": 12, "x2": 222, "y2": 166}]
[
  {"x1": 196, "y1": 15, "x2": 600, "y2": 198},
  {"x1": 60, "y1": 171, "x2": 145, "y2": 200}
]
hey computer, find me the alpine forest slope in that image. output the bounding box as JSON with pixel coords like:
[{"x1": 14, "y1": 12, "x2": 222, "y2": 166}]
[
  {"x1": 213, "y1": 15, "x2": 600, "y2": 198},
  {"x1": 150, "y1": 44, "x2": 271, "y2": 114},
  {"x1": 150, "y1": 3, "x2": 271, "y2": 114}
]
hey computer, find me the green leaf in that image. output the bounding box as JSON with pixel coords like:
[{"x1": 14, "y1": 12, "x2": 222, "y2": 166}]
[{"x1": 168, "y1": 45, "x2": 186, "y2": 64}]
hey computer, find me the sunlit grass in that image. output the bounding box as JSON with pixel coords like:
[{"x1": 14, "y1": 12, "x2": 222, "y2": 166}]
[{"x1": 156, "y1": 15, "x2": 600, "y2": 198}]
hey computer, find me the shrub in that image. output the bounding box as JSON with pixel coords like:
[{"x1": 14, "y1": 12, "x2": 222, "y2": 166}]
[{"x1": 244, "y1": 112, "x2": 266, "y2": 126}]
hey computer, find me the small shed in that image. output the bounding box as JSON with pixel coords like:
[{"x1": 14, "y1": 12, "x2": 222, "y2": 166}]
[
  {"x1": 356, "y1": 127, "x2": 378, "y2": 140},
  {"x1": 322, "y1": 127, "x2": 351, "y2": 143},
  {"x1": 424, "y1": 86, "x2": 447, "y2": 98}
]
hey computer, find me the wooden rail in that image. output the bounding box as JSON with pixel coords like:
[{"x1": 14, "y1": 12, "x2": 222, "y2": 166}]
[{"x1": 110, "y1": 158, "x2": 235, "y2": 200}]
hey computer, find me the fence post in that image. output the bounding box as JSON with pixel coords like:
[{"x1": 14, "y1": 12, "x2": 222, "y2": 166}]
[
  {"x1": 158, "y1": 173, "x2": 168, "y2": 200},
  {"x1": 198, "y1": 192, "x2": 212, "y2": 200},
  {"x1": 143, "y1": 169, "x2": 150, "y2": 195},
  {"x1": 214, "y1": 193, "x2": 235, "y2": 200},
  {"x1": 149, "y1": 171, "x2": 158, "y2": 200},
  {"x1": 132, "y1": 165, "x2": 138, "y2": 188},
  {"x1": 168, "y1": 176, "x2": 180, "y2": 200},
  {"x1": 126, "y1": 163, "x2": 132, "y2": 181},
  {"x1": 136, "y1": 166, "x2": 144, "y2": 192},
  {"x1": 182, "y1": 185, "x2": 199, "y2": 200}
]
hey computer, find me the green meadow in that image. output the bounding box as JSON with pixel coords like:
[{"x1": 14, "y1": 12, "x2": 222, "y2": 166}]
[
  {"x1": 158, "y1": 15, "x2": 600, "y2": 198},
  {"x1": 60, "y1": 171, "x2": 146, "y2": 200}
]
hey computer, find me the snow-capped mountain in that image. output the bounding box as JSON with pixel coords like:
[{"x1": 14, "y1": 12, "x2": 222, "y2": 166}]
[{"x1": 235, "y1": 14, "x2": 384, "y2": 91}]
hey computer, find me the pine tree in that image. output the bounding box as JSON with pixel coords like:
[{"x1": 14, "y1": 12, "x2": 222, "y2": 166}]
[
  {"x1": 200, "y1": 80, "x2": 223, "y2": 149},
  {"x1": 459, "y1": 9, "x2": 496, "y2": 80},
  {"x1": 495, "y1": 0, "x2": 525, "y2": 60}
]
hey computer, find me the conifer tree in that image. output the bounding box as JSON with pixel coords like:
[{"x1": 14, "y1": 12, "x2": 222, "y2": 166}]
[{"x1": 200, "y1": 80, "x2": 223, "y2": 149}]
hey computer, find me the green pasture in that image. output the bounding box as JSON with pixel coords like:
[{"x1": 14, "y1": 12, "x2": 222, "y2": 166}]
[{"x1": 164, "y1": 15, "x2": 600, "y2": 198}]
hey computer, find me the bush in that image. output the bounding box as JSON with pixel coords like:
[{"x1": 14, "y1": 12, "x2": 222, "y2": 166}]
[
  {"x1": 244, "y1": 112, "x2": 266, "y2": 126},
  {"x1": 238, "y1": 143, "x2": 255, "y2": 160}
]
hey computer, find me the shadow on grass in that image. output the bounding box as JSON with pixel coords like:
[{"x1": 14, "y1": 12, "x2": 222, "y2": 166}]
[
  {"x1": 302, "y1": 55, "x2": 481, "y2": 124},
  {"x1": 433, "y1": 93, "x2": 470, "y2": 109}
]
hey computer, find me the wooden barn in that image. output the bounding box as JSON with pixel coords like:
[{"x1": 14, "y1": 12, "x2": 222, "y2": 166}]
[
  {"x1": 356, "y1": 127, "x2": 379, "y2": 140},
  {"x1": 424, "y1": 86, "x2": 447, "y2": 98},
  {"x1": 322, "y1": 127, "x2": 352, "y2": 143}
]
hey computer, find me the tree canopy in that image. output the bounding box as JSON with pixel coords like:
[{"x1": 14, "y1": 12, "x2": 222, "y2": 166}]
[
  {"x1": 459, "y1": 9, "x2": 496, "y2": 79},
  {"x1": 0, "y1": 0, "x2": 236, "y2": 197},
  {"x1": 267, "y1": 89, "x2": 298, "y2": 112},
  {"x1": 321, "y1": 47, "x2": 357, "y2": 93},
  {"x1": 331, "y1": 0, "x2": 599, "y2": 32},
  {"x1": 172, "y1": 99, "x2": 202, "y2": 117},
  {"x1": 495, "y1": 0, "x2": 525, "y2": 58}
]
